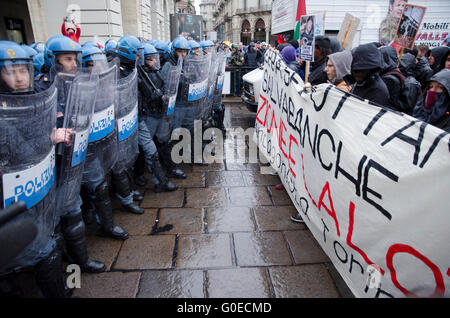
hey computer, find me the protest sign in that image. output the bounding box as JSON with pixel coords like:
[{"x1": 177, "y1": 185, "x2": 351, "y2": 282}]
[
  {"x1": 255, "y1": 49, "x2": 450, "y2": 298},
  {"x1": 415, "y1": 20, "x2": 449, "y2": 48},
  {"x1": 299, "y1": 14, "x2": 315, "y2": 62},
  {"x1": 394, "y1": 4, "x2": 426, "y2": 49},
  {"x1": 337, "y1": 13, "x2": 360, "y2": 50},
  {"x1": 310, "y1": 11, "x2": 326, "y2": 36}
]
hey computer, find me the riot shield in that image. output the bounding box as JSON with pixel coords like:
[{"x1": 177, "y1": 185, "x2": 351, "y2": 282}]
[
  {"x1": 55, "y1": 72, "x2": 99, "y2": 215},
  {"x1": 115, "y1": 67, "x2": 139, "y2": 170},
  {"x1": 0, "y1": 84, "x2": 58, "y2": 273},
  {"x1": 213, "y1": 51, "x2": 227, "y2": 102},
  {"x1": 177, "y1": 54, "x2": 210, "y2": 129},
  {"x1": 163, "y1": 55, "x2": 183, "y2": 118},
  {"x1": 85, "y1": 62, "x2": 118, "y2": 174},
  {"x1": 203, "y1": 51, "x2": 219, "y2": 121}
]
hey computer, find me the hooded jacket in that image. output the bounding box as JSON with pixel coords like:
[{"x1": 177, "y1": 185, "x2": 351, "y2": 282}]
[
  {"x1": 413, "y1": 69, "x2": 450, "y2": 132},
  {"x1": 398, "y1": 53, "x2": 422, "y2": 115},
  {"x1": 345, "y1": 43, "x2": 390, "y2": 107},
  {"x1": 430, "y1": 46, "x2": 450, "y2": 74},
  {"x1": 327, "y1": 50, "x2": 352, "y2": 92},
  {"x1": 379, "y1": 46, "x2": 405, "y2": 111}
]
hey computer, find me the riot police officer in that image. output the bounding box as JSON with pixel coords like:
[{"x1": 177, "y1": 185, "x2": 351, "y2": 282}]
[
  {"x1": 0, "y1": 41, "x2": 68, "y2": 297},
  {"x1": 158, "y1": 37, "x2": 192, "y2": 174},
  {"x1": 108, "y1": 35, "x2": 145, "y2": 215},
  {"x1": 136, "y1": 43, "x2": 179, "y2": 192},
  {"x1": 79, "y1": 44, "x2": 134, "y2": 241},
  {"x1": 35, "y1": 36, "x2": 106, "y2": 273}
]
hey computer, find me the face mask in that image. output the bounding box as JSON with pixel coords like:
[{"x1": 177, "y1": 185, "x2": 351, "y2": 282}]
[{"x1": 425, "y1": 90, "x2": 437, "y2": 109}]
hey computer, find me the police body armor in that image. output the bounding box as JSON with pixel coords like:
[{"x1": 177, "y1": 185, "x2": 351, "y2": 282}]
[
  {"x1": 0, "y1": 85, "x2": 58, "y2": 273},
  {"x1": 84, "y1": 62, "x2": 118, "y2": 174},
  {"x1": 116, "y1": 67, "x2": 139, "y2": 170},
  {"x1": 55, "y1": 72, "x2": 98, "y2": 215}
]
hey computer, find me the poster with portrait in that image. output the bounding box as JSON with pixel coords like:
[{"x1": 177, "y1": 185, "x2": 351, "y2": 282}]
[
  {"x1": 299, "y1": 14, "x2": 315, "y2": 62},
  {"x1": 393, "y1": 4, "x2": 426, "y2": 49},
  {"x1": 379, "y1": 0, "x2": 408, "y2": 46},
  {"x1": 170, "y1": 14, "x2": 203, "y2": 42}
]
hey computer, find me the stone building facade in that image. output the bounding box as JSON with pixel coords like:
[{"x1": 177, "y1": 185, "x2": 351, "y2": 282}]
[
  {"x1": 199, "y1": 0, "x2": 216, "y2": 40},
  {"x1": 213, "y1": 0, "x2": 275, "y2": 45},
  {"x1": 1, "y1": 0, "x2": 175, "y2": 45}
]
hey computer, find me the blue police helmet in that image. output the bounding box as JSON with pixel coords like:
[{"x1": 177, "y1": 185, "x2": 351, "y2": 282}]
[
  {"x1": 147, "y1": 39, "x2": 157, "y2": 46},
  {"x1": 104, "y1": 39, "x2": 118, "y2": 53},
  {"x1": 143, "y1": 43, "x2": 158, "y2": 56},
  {"x1": 0, "y1": 41, "x2": 34, "y2": 93},
  {"x1": 200, "y1": 40, "x2": 214, "y2": 48},
  {"x1": 154, "y1": 40, "x2": 170, "y2": 59},
  {"x1": 0, "y1": 41, "x2": 32, "y2": 66},
  {"x1": 82, "y1": 45, "x2": 107, "y2": 68},
  {"x1": 171, "y1": 37, "x2": 190, "y2": 55},
  {"x1": 44, "y1": 35, "x2": 82, "y2": 68},
  {"x1": 116, "y1": 35, "x2": 144, "y2": 63},
  {"x1": 21, "y1": 45, "x2": 38, "y2": 58},
  {"x1": 33, "y1": 51, "x2": 44, "y2": 76},
  {"x1": 188, "y1": 40, "x2": 200, "y2": 50}
]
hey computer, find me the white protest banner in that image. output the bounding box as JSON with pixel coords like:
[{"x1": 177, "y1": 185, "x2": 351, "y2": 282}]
[
  {"x1": 255, "y1": 49, "x2": 450, "y2": 298},
  {"x1": 415, "y1": 19, "x2": 449, "y2": 48}
]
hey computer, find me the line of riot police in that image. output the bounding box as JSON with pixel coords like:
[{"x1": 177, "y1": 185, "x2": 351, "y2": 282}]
[{"x1": 0, "y1": 35, "x2": 226, "y2": 297}]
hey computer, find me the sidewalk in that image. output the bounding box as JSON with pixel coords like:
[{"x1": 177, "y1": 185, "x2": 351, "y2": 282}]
[{"x1": 14, "y1": 102, "x2": 353, "y2": 298}]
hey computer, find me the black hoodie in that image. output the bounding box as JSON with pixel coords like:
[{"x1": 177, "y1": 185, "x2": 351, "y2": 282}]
[
  {"x1": 430, "y1": 46, "x2": 450, "y2": 74},
  {"x1": 345, "y1": 43, "x2": 390, "y2": 107},
  {"x1": 379, "y1": 46, "x2": 405, "y2": 111},
  {"x1": 398, "y1": 53, "x2": 422, "y2": 114}
]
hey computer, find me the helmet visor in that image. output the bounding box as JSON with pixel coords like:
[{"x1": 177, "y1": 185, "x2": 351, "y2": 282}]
[
  {"x1": 0, "y1": 61, "x2": 34, "y2": 93},
  {"x1": 136, "y1": 47, "x2": 144, "y2": 66},
  {"x1": 144, "y1": 53, "x2": 160, "y2": 70}
]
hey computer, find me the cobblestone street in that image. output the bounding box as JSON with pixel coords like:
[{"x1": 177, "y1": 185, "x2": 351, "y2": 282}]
[{"x1": 15, "y1": 102, "x2": 352, "y2": 298}]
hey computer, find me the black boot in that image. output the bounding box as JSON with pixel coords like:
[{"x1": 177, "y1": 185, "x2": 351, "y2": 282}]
[
  {"x1": 125, "y1": 169, "x2": 144, "y2": 201},
  {"x1": 61, "y1": 213, "x2": 106, "y2": 273},
  {"x1": 133, "y1": 146, "x2": 147, "y2": 186},
  {"x1": 80, "y1": 185, "x2": 96, "y2": 225},
  {"x1": 111, "y1": 169, "x2": 144, "y2": 215},
  {"x1": 34, "y1": 247, "x2": 68, "y2": 298},
  {"x1": 150, "y1": 152, "x2": 178, "y2": 193},
  {"x1": 94, "y1": 180, "x2": 129, "y2": 240},
  {"x1": 157, "y1": 140, "x2": 187, "y2": 179}
]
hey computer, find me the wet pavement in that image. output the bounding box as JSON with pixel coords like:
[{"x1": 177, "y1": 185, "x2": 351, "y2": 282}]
[{"x1": 13, "y1": 102, "x2": 353, "y2": 298}]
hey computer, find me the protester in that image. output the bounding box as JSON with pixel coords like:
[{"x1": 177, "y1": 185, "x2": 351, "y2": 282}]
[
  {"x1": 244, "y1": 42, "x2": 264, "y2": 69},
  {"x1": 281, "y1": 45, "x2": 304, "y2": 79},
  {"x1": 308, "y1": 35, "x2": 331, "y2": 85},
  {"x1": 344, "y1": 42, "x2": 390, "y2": 107},
  {"x1": 428, "y1": 46, "x2": 450, "y2": 74},
  {"x1": 440, "y1": 49, "x2": 450, "y2": 71},
  {"x1": 379, "y1": 45, "x2": 405, "y2": 111},
  {"x1": 412, "y1": 69, "x2": 450, "y2": 132},
  {"x1": 417, "y1": 43, "x2": 429, "y2": 58},
  {"x1": 325, "y1": 50, "x2": 352, "y2": 92},
  {"x1": 398, "y1": 53, "x2": 422, "y2": 115},
  {"x1": 61, "y1": 16, "x2": 81, "y2": 43}
]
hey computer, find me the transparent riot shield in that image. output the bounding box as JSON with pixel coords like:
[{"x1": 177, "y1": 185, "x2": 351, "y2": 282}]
[
  {"x1": 85, "y1": 61, "x2": 118, "y2": 174},
  {"x1": 177, "y1": 54, "x2": 210, "y2": 129},
  {"x1": 204, "y1": 51, "x2": 219, "y2": 121},
  {"x1": 116, "y1": 67, "x2": 139, "y2": 170},
  {"x1": 214, "y1": 51, "x2": 227, "y2": 102},
  {"x1": 0, "y1": 84, "x2": 58, "y2": 273},
  {"x1": 55, "y1": 72, "x2": 99, "y2": 214},
  {"x1": 163, "y1": 55, "x2": 182, "y2": 118}
]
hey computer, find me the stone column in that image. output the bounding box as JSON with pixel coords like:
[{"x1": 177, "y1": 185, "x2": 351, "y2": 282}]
[{"x1": 27, "y1": 0, "x2": 49, "y2": 43}]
